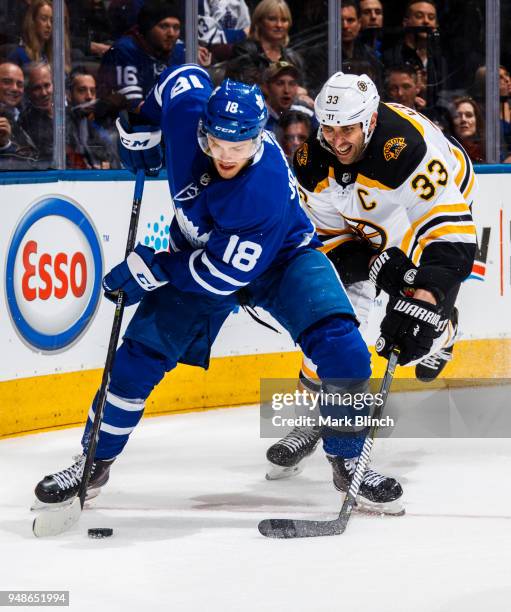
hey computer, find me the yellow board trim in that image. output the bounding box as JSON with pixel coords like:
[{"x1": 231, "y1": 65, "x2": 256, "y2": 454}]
[{"x1": 1, "y1": 338, "x2": 510, "y2": 440}]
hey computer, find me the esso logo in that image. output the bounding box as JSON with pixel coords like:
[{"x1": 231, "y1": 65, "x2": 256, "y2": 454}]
[{"x1": 6, "y1": 197, "x2": 103, "y2": 351}]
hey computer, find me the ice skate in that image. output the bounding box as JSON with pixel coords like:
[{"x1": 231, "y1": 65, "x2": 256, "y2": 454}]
[
  {"x1": 266, "y1": 426, "x2": 321, "y2": 479},
  {"x1": 328, "y1": 455, "x2": 404, "y2": 516},
  {"x1": 32, "y1": 454, "x2": 114, "y2": 510}
]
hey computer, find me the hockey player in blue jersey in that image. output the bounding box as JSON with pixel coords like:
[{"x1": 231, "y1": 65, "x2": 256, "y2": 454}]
[{"x1": 33, "y1": 64, "x2": 403, "y2": 515}]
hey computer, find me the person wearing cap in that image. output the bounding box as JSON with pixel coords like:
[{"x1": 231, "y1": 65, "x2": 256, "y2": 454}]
[
  {"x1": 97, "y1": 0, "x2": 211, "y2": 115},
  {"x1": 261, "y1": 61, "x2": 316, "y2": 134}
]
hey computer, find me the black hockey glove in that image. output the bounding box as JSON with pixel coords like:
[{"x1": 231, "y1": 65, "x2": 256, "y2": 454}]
[
  {"x1": 326, "y1": 239, "x2": 374, "y2": 285},
  {"x1": 376, "y1": 296, "x2": 445, "y2": 365},
  {"x1": 369, "y1": 247, "x2": 417, "y2": 297}
]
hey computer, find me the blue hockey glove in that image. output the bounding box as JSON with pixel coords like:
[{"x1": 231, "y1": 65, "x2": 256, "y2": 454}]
[
  {"x1": 116, "y1": 112, "x2": 162, "y2": 177},
  {"x1": 103, "y1": 244, "x2": 168, "y2": 306}
]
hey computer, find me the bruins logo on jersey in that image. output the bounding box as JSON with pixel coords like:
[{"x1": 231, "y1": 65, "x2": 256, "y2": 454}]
[
  {"x1": 296, "y1": 143, "x2": 309, "y2": 166},
  {"x1": 341, "y1": 215, "x2": 387, "y2": 251},
  {"x1": 383, "y1": 137, "x2": 407, "y2": 161}
]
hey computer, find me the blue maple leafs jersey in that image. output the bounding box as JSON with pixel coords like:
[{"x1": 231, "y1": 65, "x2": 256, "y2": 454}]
[
  {"x1": 140, "y1": 64, "x2": 320, "y2": 296},
  {"x1": 98, "y1": 34, "x2": 185, "y2": 109}
]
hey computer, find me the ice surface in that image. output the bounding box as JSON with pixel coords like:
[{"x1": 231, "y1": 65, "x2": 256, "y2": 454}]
[{"x1": 1, "y1": 399, "x2": 511, "y2": 612}]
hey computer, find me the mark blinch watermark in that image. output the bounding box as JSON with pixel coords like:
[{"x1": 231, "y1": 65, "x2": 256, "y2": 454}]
[
  {"x1": 269, "y1": 388, "x2": 393, "y2": 429},
  {"x1": 260, "y1": 378, "x2": 511, "y2": 439}
]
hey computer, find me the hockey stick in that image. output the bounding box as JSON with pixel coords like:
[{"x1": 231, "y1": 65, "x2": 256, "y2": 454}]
[
  {"x1": 258, "y1": 348, "x2": 400, "y2": 539},
  {"x1": 33, "y1": 169, "x2": 146, "y2": 537}
]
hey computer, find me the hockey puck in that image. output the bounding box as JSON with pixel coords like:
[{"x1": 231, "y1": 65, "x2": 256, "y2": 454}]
[{"x1": 88, "y1": 528, "x2": 113, "y2": 539}]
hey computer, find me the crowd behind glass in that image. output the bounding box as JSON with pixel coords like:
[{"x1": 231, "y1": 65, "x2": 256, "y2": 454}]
[{"x1": 0, "y1": 0, "x2": 510, "y2": 171}]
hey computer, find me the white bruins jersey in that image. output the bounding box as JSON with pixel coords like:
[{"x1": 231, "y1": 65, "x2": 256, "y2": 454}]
[{"x1": 293, "y1": 102, "x2": 477, "y2": 296}]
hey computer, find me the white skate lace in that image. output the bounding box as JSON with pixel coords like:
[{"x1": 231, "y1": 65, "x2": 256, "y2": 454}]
[
  {"x1": 52, "y1": 455, "x2": 87, "y2": 491},
  {"x1": 420, "y1": 348, "x2": 453, "y2": 370},
  {"x1": 344, "y1": 459, "x2": 386, "y2": 488},
  {"x1": 277, "y1": 427, "x2": 320, "y2": 452}
]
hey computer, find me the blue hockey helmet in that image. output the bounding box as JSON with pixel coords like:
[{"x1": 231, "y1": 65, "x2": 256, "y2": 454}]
[{"x1": 198, "y1": 79, "x2": 268, "y2": 159}]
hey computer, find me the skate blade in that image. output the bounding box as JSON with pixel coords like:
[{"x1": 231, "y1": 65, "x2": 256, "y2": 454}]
[
  {"x1": 355, "y1": 499, "x2": 405, "y2": 517},
  {"x1": 265, "y1": 463, "x2": 304, "y2": 480},
  {"x1": 30, "y1": 487, "x2": 101, "y2": 512},
  {"x1": 336, "y1": 490, "x2": 405, "y2": 516},
  {"x1": 33, "y1": 497, "x2": 82, "y2": 537}
]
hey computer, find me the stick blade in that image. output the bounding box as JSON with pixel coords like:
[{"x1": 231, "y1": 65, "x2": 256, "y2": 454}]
[
  {"x1": 32, "y1": 497, "x2": 82, "y2": 537},
  {"x1": 258, "y1": 518, "x2": 345, "y2": 539}
]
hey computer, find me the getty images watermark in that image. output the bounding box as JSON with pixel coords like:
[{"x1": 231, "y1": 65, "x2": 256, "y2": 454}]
[
  {"x1": 260, "y1": 378, "x2": 511, "y2": 438},
  {"x1": 270, "y1": 388, "x2": 393, "y2": 429}
]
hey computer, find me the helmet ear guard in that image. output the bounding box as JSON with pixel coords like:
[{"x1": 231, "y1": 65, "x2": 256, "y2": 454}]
[{"x1": 314, "y1": 72, "x2": 380, "y2": 146}]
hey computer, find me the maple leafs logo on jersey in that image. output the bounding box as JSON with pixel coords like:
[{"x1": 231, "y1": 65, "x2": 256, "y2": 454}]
[
  {"x1": 383, "y1": 137, "x2": 407, "y2": 161},
  {"x1": 296, "y1": 143, "x2": 308, "y2": 166}
]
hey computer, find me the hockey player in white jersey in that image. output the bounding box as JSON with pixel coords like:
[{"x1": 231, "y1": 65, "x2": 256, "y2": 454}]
[{"x1": 267, "y1": 71, "x2": 477, "y2": 480}]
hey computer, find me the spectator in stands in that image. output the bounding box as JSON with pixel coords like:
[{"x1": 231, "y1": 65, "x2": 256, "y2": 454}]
[
  {"x1": 340, "y1": 0, "x2": 383, "y2": 91},
  {"x1": 199, "y1": 0, "x2": 251, "y2": 48},
  {"x1": 9, "y1": 0, "x2": 72, "y2": 73},
  {"x1": 66, "y1": 67, "x2": 119, "y2": 169},
  {"x1": 0, "y1": 61, "x2": 39, "y2": 165},
  {"x1": 0, "y1": 103, "x2": 39, "y2": 169},
  {"x1": 97, "y1": 0, "x2": 211, "y2": 119},
  {"x1": 500, "y1": 66, "x2": 511, "y2": 161},
  {"x1": 275, "y1": 109, "x2": 311, "y2": 163},
  {"x1": 383, "y1": 1, "x2": 447, "y2": 109},
  {"x1": 471, "y1": 65, "x2": 511, "y2": 163},
  {"x1": 69, "y1": 0, "x2": 113, "y2": 59},
  {"x1": 0, "y1": 62, "x2": 25, "y2": 121},
  {"x1": 450, "y1": 96, "x2": 485, "y2": 163},
  {"x1": 19, "y1": 62, "x2": 54, "y2": 166},
  {"x1": 261, "y1": 60, "x2": 315, "y2": 133},
  {"x1": 360, "y1": 0, "x2": 383, "y2": 29},
  {"x1": 359, "y1": 0, "x2": 383, "y2": 57},
  {"x1": 385, "y1": 64, "x2": 425, "y2": 110},
  {"x1": 223, "y1": 0, "x2": 304, "y2": 86}
]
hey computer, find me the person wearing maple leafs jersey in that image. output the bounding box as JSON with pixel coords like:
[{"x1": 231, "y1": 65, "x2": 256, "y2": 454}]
[{"x1": 265, "y1": 71, "x2": 476, "y2": 481}]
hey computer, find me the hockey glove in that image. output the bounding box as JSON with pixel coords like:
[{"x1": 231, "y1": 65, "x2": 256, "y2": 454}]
[
  {"x1": 375, "y1": 296, "x2": 445, "y2": 365},
  {"x1": 103, "y1": 244, "x2": 168, "y2": 306},
  {"x1": 116, "y1": 111, "x2": 162, "y2": 177},
  {"x1": 326, "y1": 239, "x2": 374, "y2": 285},
  {"x1": 369, "y1": 247, "x2": 417, "y2": 297}
]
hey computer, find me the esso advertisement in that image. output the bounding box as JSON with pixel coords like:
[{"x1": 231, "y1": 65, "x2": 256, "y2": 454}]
[{"x1": 5, "y1": 196, "x2": 103, "y2": 352}]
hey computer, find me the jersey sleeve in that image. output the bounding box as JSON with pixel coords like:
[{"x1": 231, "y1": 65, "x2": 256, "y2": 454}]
[
  {"x1": 142, "y1": 64, "x2": 212, "y2": 123},
  {"x1": 153, "y1": 176, "x2": 290, "y2": 296},
  {"x1": 167, "y1": 216, "x2": 192, "y2": 254},
  {"x1": 398, "y1": 144, "x2": 477, "y2": 300}
]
